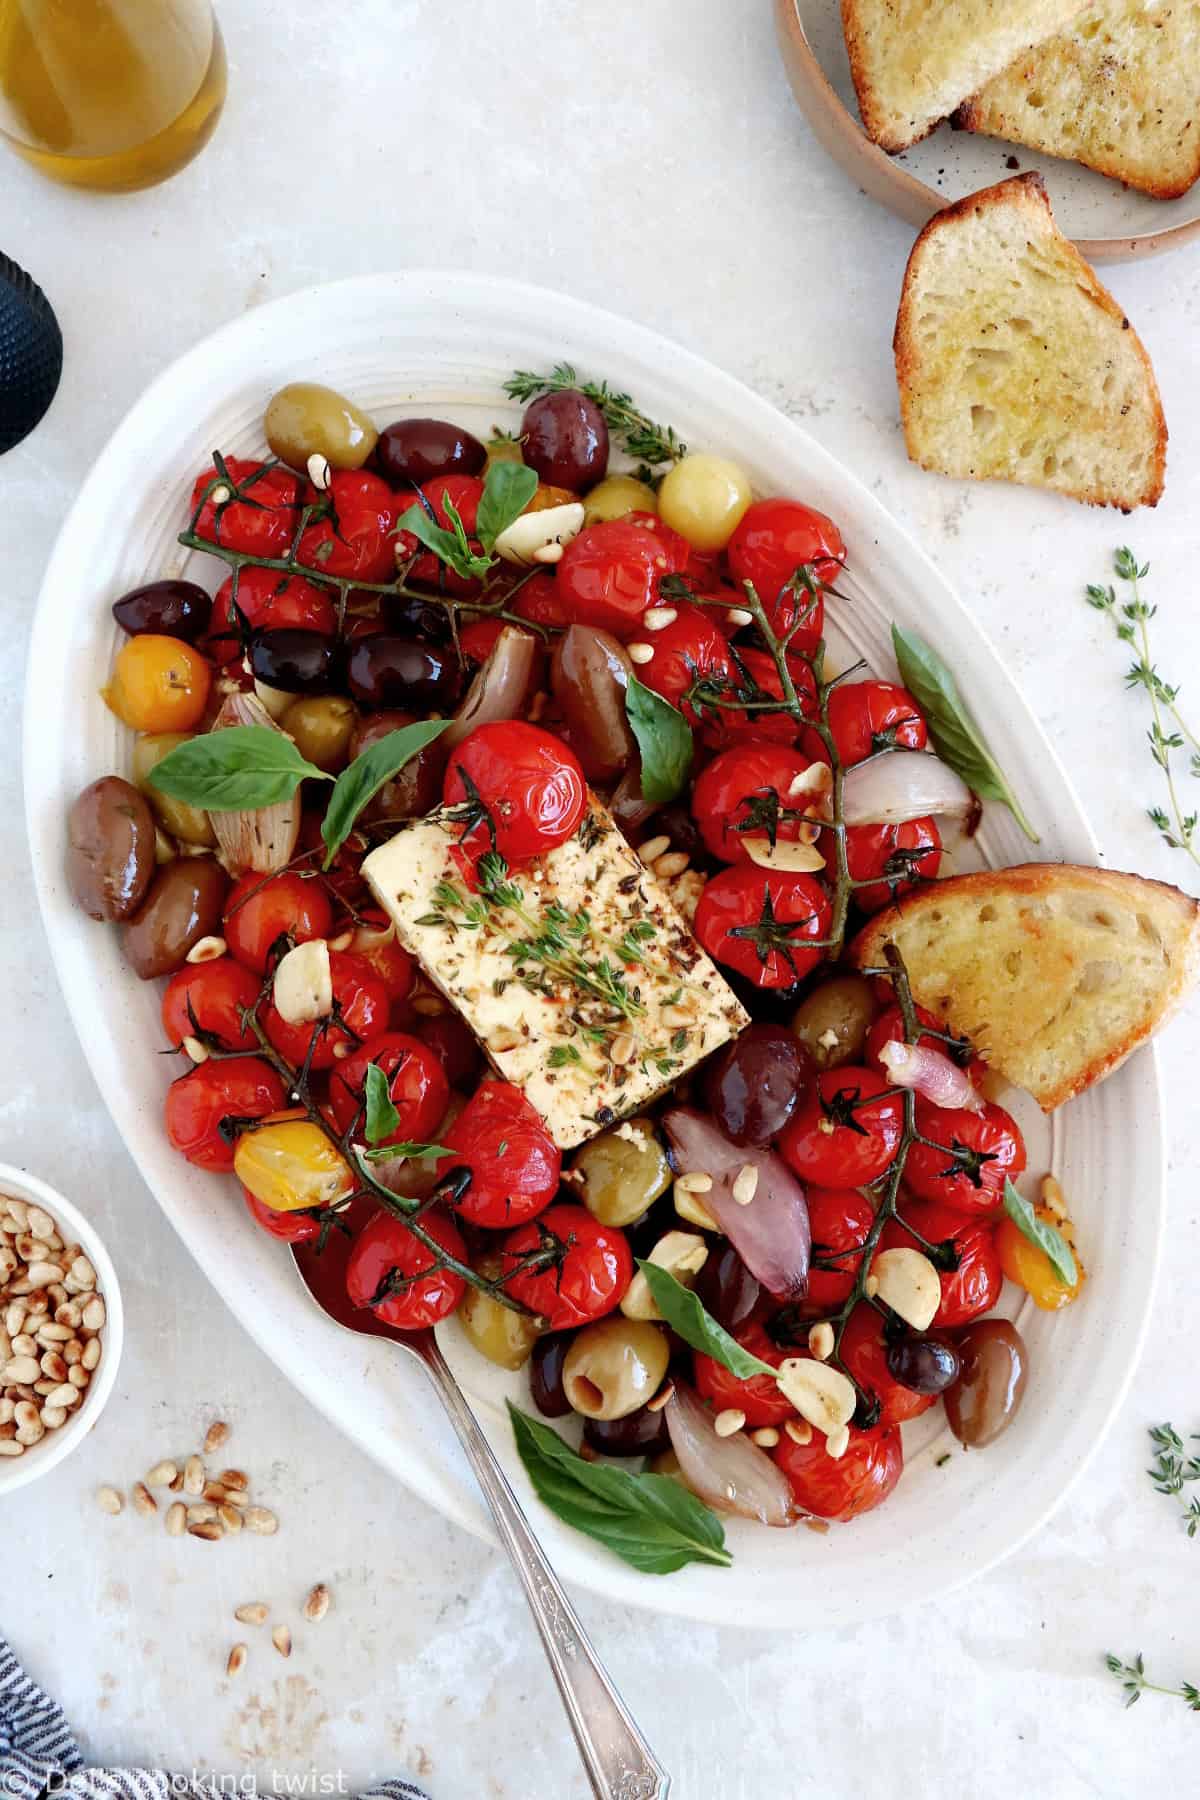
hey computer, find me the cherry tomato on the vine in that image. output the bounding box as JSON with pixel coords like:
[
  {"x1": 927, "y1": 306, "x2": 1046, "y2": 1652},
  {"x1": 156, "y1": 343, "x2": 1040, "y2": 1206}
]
[
  {"x1": 399, "y1": 474, "x2": 487, "y2": 597},
  {"x1": 500, "y1": 1202, "x2": 632, "y2": 1330},
  {"x1": 693, "y1": 1319, "x2": 797, "y2": 1428},
  {"x1": 880, "y1": 1200, "x2": 1002, "y2": 1328},
  {"x1": 190, "y1": 458, "x2": 301, "y2": 559},
  {"x1": 846, "y1": 817, "x2": 941, "y2": 915},
  {"x1": 162, "y1": 957, "x2": 261, "y2": 1053},
  {"x1": 346, "y1": 1206, "x2": 467, "y2": 1330},
  {"x1": 299, "y1": 469, "x2": 398, "y2": 583},
  {"x1": 865, "y1": 1004, "x2": 988, "y2": 1089},
  {"x1": 223, "y1": 870, "x2": 334, "y2": 974},
  {"x1": 263, "y1": 951, "x2": 390, "y2": 1072},
  {"x1": 442, "y1": 721, "x2": 586, "y2": 864},
  {"x1": 632, "y1": 601, "x2": 737, "y2": 730},
  {"x1": 342, "y1": 913, "x2": 416, "y2": 1006},
  {"x1": 904, "y1": 1098, "x2": 1026, "y2": 1216},
  {"x1": 206, "y1": 566, "x2": 336, "y2": 664},
  {"x1": 821, "y1": 680, "x2": 927, "y2": 767},
  {"x1": 726, "y1": 498, "x2": 844, "y2": 655},
  {"x1": 707, "y1": 647, "x2": 819, "y2": 748},
  {"x1": 773, "y1": 1421, "x2": 903, "y2": 1521},
  {"x1": 239, "y1": 1183, "x2": 326, "y2": 1244},
  {"x1": 555, "y1": 516, "x2": 690, "y2": 638},
  {"x1": 511, "y1": 573, "x2": 575, "y2": 631},
  {"x1": 435, "y1": 1080, "x2": 560, "y2": 1229},
  {"x1": 804, "y1": 1187, "x2": 877, "y2": 1311},
  {"x1": 328, "y1": 1032, "x2": 450, "y2": 1148},
  {"x1": 779, "y1": 1067, "x2": 904, "y2": 1186},
  {"x1": 690, "y1": 741, "x2": 818, "y2": 864},
  {"x1": 838, "y1": 1302, "x2": 935, "y2": 1427},
  {"x1": 694, "y1": 867, "x2": 832, "y2": 989},
  {"x1": 164, "y1": 1057, "x2": 287, "y2": 1172}
]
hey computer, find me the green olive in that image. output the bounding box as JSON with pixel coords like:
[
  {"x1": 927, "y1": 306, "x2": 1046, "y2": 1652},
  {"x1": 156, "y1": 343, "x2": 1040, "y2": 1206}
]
[
  {"x1": 458, "y1": 1254, "x2": 541, "y2": 1371},
  {"x1": 790, "y1": 974, "x2": 877, "y2": 1071},
  {"x1": 582, "y1": 473, "x2": 658, "y2": 527},
  {"x1": 265, "y1": 381, "x2": 378, "y2": 472},
  {"x1": 561, "y1": 1318, "x2": 669, "y2": 1421},
  {"x1": 571, "y1": 1118, "x2": 670, "y2": 1228},
  {"x1": 281, "y1": 694, "x2": 358, "y2": 773},
  {"x1": 131, "y1": 733, "x2": 215, "y2": 846}
]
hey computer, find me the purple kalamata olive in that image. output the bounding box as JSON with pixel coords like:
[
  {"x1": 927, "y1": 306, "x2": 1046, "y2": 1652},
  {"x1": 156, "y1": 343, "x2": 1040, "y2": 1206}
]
[
  {"x1": 944, "y1": 1318, "x2": 1028, "y2": 1447},
  {"x1": 120, "y1": 857, "x2": 229, "y2": 980},
  {"x1": 703, "y1": 1023, "x2": 814, "y2": 1146},
  {"x1": 583, "y1": 1404, "x2": 671, "y2": 1458},
  {"x1": 250, "y1": 629, "x2": 338, "y2": 695},
  {"x1": 112, "y1": 579, "x2": 212, "y2": 642},
  {"x1": 529, "y1": 1334, "x2": 573, "y2": 1418},
  {"x1": 550, "y1": 624, "x2": 635, "y2": 782},
  {"x1": 374, "y1": 418, "x2": 487, "y2": 487},
  {"x1": 346, "y1": 635, "x2": 460, "y2": 711},
  {"x1": 694, "y1": 1244, "x2": 761, "y2": 1336},
  {"x1": 885, "y1": 1335, "x2": 961, "y2": 1395},
  {"x1": 520, "y1": 390, "x2": 608, "y2": 491},
  {"x1": 384, "y1": 591, "x2": 453, "y2": 644},
  {"x1": 346, "y1": 709, "x2": 447, "y2": 821},
  {"x1": 67, "y1": 776, "x2": 156, "y2": 922}
]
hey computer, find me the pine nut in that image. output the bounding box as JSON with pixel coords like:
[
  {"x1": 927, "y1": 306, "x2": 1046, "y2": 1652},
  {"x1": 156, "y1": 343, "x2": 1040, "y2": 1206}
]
[
  {"x1": 660, "y1": 1004, "x2": 691, "y2": 1028},
  {"x1": 4, "y1": 1303, "x2": 24, "y2": 1337},
  {"x1": 226, "y1": 1644, "x2": 248, "y2": 1678},
  {"x1": 188, "y1": 1521, "x2": 222, "y2": 1541},
  {"x1": 219, "y1": 1503, "x2": 244, "y2": 1533},
  {"x1": 732, "y1": 1164, "x2": 759, "y2": 1207},
  {"x1": 646, "y1": 1382, "x2": 675, "y2": 1414},
  {"x1": 235, "y1": 1602, "x2": 269, "y2": 1626},
  {"x1": 37, "y1": 1322, "x2": 71, "y2": 1342},
  {"x1": 627, "y1": 642, "x2": 654, "y2": 664},
  {"x1": 0, "y1": 1440, "x2": 24, "y2": 1457},
  {"x1": 491, "y1": 1025, "x2": 523, "y2": 1052},
  {"x1": 784, "y1": 1419, "x2": 813, "y2": 1446},
  {"x1": 653, "y1": 851, "x2": 690, "y2": 879},
  {"x1": 638, "y1": 835, "x2": 672, "y2": 866},
  {"x1": 142, "y1": 1460, "x2": 175, "y2": 1490},
  {"x1": 39, "y1": 1406, "x2": 66, "y2": 1429},
  {"x1": 675, "y1": 1171, "x2": 713, "y2": 1194},
  {"x1": 609, "y1": 1031, "x2": 636, "y2": 1065},
  {"x1": 864, "y1": 1274, "x2": 880, "y2": 1300},
  {"x1": 81, "y1": 1296, "x2": 105, "y2": 1332},
  {"x1": 68, "y1": 1365, "x2": 88, "y2": 1389},
  {"x1": 825, "y1": 1424, "x2": 851, "y2": 1460},
  {"x1": 751, "y1": 1427, "x2": 780, "y2": 1448},
  {"x1": 40, "y1": 1352, "x2": 67, "y2": 1383},
  {"x1": 713, "y1": 1408, "x2": 746, "y2": 1438},
  {"x1": 303, "y1": 1583, "x2": 330, "y2": 1623},
  {"x1": 244, "y1": 1506, "x2": 278, "y2": 1535},
  {"x1": 68, "y1": 1255, "x2": 96, "y2": 1291},
  {"x1": 186, "y1": 935, "x2": 227, "y2": 964},
  {"x1": 81, "y1": 1338, "x2": 101, "y2": 1372},
  {"x1": 96, "y1": 1486, "x2": 124, "y2": 1515},
  {"x1": 271, "y1": 1625, "x2": 292, "y2": 1658},
  {"x1": 165, "y1": 1502, "x2": 186, "y2": 1537},
  {"x1": 643, "y1": 606, "x2": 678, "y2": 631},
  {"x1": 726, "y1": 606, "x2": 753, "y2": 628},
  {"x1": 807, "y1": 1322, "x2": 835, "y2": 1362},
  {"x1": 3, "y1": 1357, "x2": 39, "y2": 1384},
  {"x1": 203, "y1": 1481, "x2": 227, "y2": 1503},
  {"x1": 410, "y1": 993, "x2": 446, "y2": 1017},
  {"x1": 62, "y1": 1339, "x2": 82, "y2": 1366},
  {"x1": 25, "y1": 1262, "x2": 64, "y2": 1288},
  {"x1": 219, "y1": 1468, "x2": 249, "y2": 1491},
  {"x1": 44, "y1": 1381, "x2": 78, "y2": 1409},
  {"x1": 183, "y1": 1455, "x2": 205, "y2": 1495},
  {"x1": 0, "y1": 1400, "x2": 11, "y2": 1424},
  {"x1": 168, "y1": 1470, "x2": 184, "y2": 1492},
  {"x1": 14, "y1": 1402, "x2": 43, "y2": 1446},
  {"x1": 209, "y1": 484, "x2": 232, "y2": 505},
  {"x1": 11, "y1": 1334, "x2": 35, "y2": 1357},
  {"x1": 132, "y1": 1482, "x2": 157, "y2": 1517},
  {"x1": 187, "y1": 1503, "x2": 218, "y2": 1525},
  {"x1": 306, "y1": 451, "x2": 332, "y2": 491}
]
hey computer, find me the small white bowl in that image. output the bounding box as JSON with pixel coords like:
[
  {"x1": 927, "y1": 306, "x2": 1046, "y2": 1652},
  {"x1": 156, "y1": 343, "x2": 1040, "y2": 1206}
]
[{"x1": 0, "y1": 1163, "x2": 123, "y2": 1494}]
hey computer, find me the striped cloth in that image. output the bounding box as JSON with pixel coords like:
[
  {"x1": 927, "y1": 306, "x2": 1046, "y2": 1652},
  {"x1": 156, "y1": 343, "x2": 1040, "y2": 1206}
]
[{"x1": 0, "y1": 1639, "x2": 430, "y2": 1800}]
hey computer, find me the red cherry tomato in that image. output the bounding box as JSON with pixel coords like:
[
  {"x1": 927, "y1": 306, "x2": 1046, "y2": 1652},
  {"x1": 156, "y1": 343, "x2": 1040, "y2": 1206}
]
[
  {"x1": 634, "y1": 601, "x2": 742, "y2": 730},
  {"x1": 500, "y1": 1203, "x2": 632, "y2": 1329},
  {"x1": 328, "y1": 1032, "x2": 450, "y2": 1147},
  {"x1": 903, "y1": 1099, "x2": 1026, "y2": 1216},
  {"x1": 693, "y1": 1319, "x2": 796, "y2": 1428},
  {"x1": 299, "y1": 470, "x2": 398, "y2": 583},
  {"x1": 555, "y1": 516, "x2": 690, "y2": 638},
  {"x1": 690, "y1": 741, "x2": 817, "y2": 864},
  {"x1": 415, "y1": 1013, "x2": 483, "y2": 1090},
  {"x1": 773, "y1": 1421, "x2": 903, "y2": 1521},
  {"x1": 804, "y1": 1187, "x2": 877, "y2": 1311},
  {"x1": 822, "y1": 680, "x2": 927, "y2": 767},
  {"x1": 707, "y1": 648, "x2": 818, "y2": 747},
  {"x1": 344, "y1": 913, "x2": 416, "y2": 1005},
  {"x1": 865, "y1": 1004, "x2": 988, "y2": 1088},
  {"x1": 435, "y1": 1081, "x2": 560, "y2": 1228},
  {"x1": 240, "y1": 1183, "x2": 325, "y2": 1244},
  {"x1": 726, "y1": 498, "x2": 844, "y2": 654},
  {"x1": 263, "y1": 951, "x2": 390, "y2": 1072},
  {"x1": 162, "y1": 958, "x2": 261, "y2": 1053},
  {"x1": 206, "y1": 566, "x2": 336, "y2": 664},
  {"x1": 838, "y1": 1302, "x2": 935, "y2": 1427},
  {"x1": 224, "y1": 871, "x2": 334, "y2": 974},
  {"x1": 779, "y1": 1068, "x2": 904, "y2": 1186},
  {"x1": 880, "y1": 1200, "x2": 1002, "y2": 1328},
  {"x1": 190, "y1": 458, "x2": 301, "y2": 559},
  {"x1": 399, "y1": 475, "x2": 487, "y2": 597},
  {"x1": 165, "y1": 1057, "x2": 287, "y2": 1172},
  {"x1": 846, "y1": 817, "x2": 941, "y2": 914},
  {"x1": 345, "y1": 1206, "x2": 467, "y2": 1330},
  {"x1": 442, "y1": 721, "x2": 586, "y2": 863},
  {"x1": 694, "y1": 868, "x2": 831, "y2": 989}
]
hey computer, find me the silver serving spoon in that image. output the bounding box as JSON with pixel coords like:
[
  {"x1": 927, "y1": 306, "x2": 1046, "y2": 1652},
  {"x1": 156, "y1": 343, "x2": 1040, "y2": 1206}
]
[{"x1": 290, "y1": 1217, "x2": 670, "y2": 1800}]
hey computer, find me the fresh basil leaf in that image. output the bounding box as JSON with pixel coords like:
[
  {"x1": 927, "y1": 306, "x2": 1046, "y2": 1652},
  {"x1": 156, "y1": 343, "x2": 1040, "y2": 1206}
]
[
  {"x1": 625, "y1": 676, "x2": 693, "y2": 806},
  {"x1": 891, "y1": 625, "x2": 1040, "y2": 843},
  {"x1": 476, "y1": 460, "x2": 539, "y2": 551},
  {"x1": 397, "y1": 500, "x2": 492, "y2": 584},
  {"x1": 1003, "y1": 1178, "x2": 1078, "y2": 1287},
  {"x1": 358, "y1": 1140, "x2": 454, "y2": 1165},
  {"x1": 321, "y1": 719, "x2": 452, "y2": 867},
  {"x1": 146, "y1": 726, "x2": 329, "y2": 811},
  {"x1": 363, "y1": 1062, "x2": 400, "y2": 1146},
  {"x1": 507, "y1": 1402, "x2": 731, "y2": 1574},
  {"x1": 635, "y1": 1262, "x2": 776, "y2": 1379}
]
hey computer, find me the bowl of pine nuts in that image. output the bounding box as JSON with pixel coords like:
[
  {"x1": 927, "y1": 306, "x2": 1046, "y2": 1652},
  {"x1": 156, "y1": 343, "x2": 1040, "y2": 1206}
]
[{"x1": 0, "y1": 1164, "x2": 123, "y2": 1493}]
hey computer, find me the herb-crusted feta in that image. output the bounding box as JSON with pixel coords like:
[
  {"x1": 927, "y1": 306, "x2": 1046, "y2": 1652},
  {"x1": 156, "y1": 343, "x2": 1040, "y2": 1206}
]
[{"x1": 362, "y1": 798, "x2": 749, "y2": 1149}]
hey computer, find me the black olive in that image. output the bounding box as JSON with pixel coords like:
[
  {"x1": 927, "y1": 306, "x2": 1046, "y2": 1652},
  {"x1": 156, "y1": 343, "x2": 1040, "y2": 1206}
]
[
  {"x1": 374, "y1": 418, "x2": 487, "y2": 486},
  {"x1": 112, "y1": 579, "x2": 213, "y2": 642},
  {"x1": 250, "y1": 629, "x2": 338, "y2": 695},
  {"x1": 346, "y1": 635, "x2": 461, "y2": 711},
  {"x1": 529, "y1": 1334, "x2": 573, "y2": 1418},
  {"x1": 885, "y1": 1335, "x2": 961, "y2": 1395},
  {"x1": 384, "y1": 591, "x2": 454, "y2": 644},
  {"x1": 695, "y1": 1244, "x2": 761, "y2": 1335},
  {"x1": 583, "y1": 1406, "x2": 670, "y2": 1458}
]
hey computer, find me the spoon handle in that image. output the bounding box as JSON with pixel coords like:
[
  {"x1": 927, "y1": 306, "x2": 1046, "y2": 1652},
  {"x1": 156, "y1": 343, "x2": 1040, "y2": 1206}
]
[{"x1": 413, "y1": 1337, "x2": 671, "y2": 1800}]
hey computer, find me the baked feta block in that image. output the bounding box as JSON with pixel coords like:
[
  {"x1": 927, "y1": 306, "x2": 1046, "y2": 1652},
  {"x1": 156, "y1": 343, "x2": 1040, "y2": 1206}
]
[{"x1": 362, "y1": 798, "x2": 749, "y2": 1149}]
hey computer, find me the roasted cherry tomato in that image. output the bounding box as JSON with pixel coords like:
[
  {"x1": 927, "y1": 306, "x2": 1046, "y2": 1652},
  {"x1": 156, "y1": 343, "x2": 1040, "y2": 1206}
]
[
  {"x1": 707, "y1": 647, "x2": 818, "y2": 747},
  {"x1": 773, "y1": 1421, "x2": 903, "y2": 1521},
  {"x1": 103, "y1": 635, "x2": 211, "y2": 733},
  {"x1": 436, "y1": 1081, "x2": 560, "y2": 1229},
  {"x1": 190, "y1": 458, "x2": 301, "y2": 558},
  {"x1": 164, "y1": 1057, "x2": 287, "y2": 1172},
  {"x1": 726, "y1": 498, "x2": 844, "y2": 654},
  {"x1": 223, "y1": 871, "x2": 334, "y2": 973},
  {"x1": 240, "y1": 1182, "x2": 326, "y2": 1244},
  {"x1": 328, "y1": 1032, "x2": 450, "y2": 1147},
  {"x1": 442, "y1": 721, "x2": 586, "y2": 863},
  {"x1": 880, "y1": 1200, "x2": 1002, "y2": 1328},
  {"x1": 838, "y1": 1302, "x2": 935, "y2": 1427},
  {"x1": 846, "y1": 817, "x2": 941, "y2": 914},
  {"x1": 821, "y1": 680, "x2": 927, "y2": 767},
  {"x1": 804, "y1": 1187, "x2": 877, "y2": 1311},
  {"x1": 206, "y1": 566, "x2": 336, "y2": 664},
  {"x1": 162, "y1": 957, "x2": 261, "y2": 1053},
  {"x1": 500, "y1": 1202, "x2": 632, "y2": 1330},
  {"x1": 904, "y1": 1099, "x2": 1026, "y2": 1216},
  {"x1": 865, "y1": 1004, "x2": 987, "y2": 1089},
  {"x1": 555, "y1": 516, "x2": 690, "y2": 638},
  {"x1": 693, "y1": 1319, "x2": 797, "y2": 1428},
  {"x1": 779, "y1": 1067, "x2": 904, "y2": 1187},
  {"x1": 299, "y1": 469, "x2": 398, "y2": 583},
  {"x1": 398, "y1": 474, "x2": 487, "y2": 597},
  {"x1": 695, "y1": 868, "x2": 831, "y2": 990},
  {"x1": 996, "y1": 1211, "x2": 1083, "y2": 1310},
  {"x1": 511, "y1": 572, "x2": 575, "y2": 630},
  {"x1": 263, "y1": 950, "x2": 390, "y2": 1072},
  {"x1": 344, "y1": 915, "x2": 417, "y2": 1006},
  {"x1": 235, "y1": 1115, "x2": 356, "y2": 1212},
  {"x1": 414, "y1": 1012, "x2": 483, "y2": 1090},
  {"x1": 346, "y1": 1206, "x2": 467, "y2": 1330},
  {"x1": 690, "y1": 741, "x2": 817, "y2": 864},
  {"x1": 631, "y1": 600, "x2": 736, "y2": 729}
]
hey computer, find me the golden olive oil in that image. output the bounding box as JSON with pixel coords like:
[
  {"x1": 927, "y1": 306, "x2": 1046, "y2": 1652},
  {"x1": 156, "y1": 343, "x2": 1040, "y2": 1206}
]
[{"x1": 0, "y1": 0, "x2": 225, "y2": 191}]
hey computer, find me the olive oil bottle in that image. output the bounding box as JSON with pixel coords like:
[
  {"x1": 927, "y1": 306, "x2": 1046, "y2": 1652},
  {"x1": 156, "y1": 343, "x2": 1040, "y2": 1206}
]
[{"x1": 0, "y1": 0, "x2": 226, "y2": 191}]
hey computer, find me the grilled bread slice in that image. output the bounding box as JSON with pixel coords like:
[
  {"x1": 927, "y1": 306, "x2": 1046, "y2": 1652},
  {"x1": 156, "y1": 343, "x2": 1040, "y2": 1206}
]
[
  {"x1": 852, "y1": 865, "x2": 1200, "y2": 1109},
  {"x1": 841, "y1": 0, "x2": 1088, "y2": 151},
  {"x1": 958, "y1": 0, "x2": 1200, "y2": 202},
  {"x1": 894, "y1": 174, "x2": 1167, "y2": 508}
]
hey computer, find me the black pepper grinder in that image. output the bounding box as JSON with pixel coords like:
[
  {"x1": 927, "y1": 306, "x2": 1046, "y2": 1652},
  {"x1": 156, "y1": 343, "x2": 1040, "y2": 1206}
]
[{"x1": 0, "y1": 252, "x2": 62, "y2": 454}]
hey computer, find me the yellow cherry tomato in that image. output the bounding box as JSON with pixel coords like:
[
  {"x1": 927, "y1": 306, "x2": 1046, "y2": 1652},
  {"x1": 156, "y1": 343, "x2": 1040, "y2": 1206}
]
[
  {"x1": 657, "y1": 453, "x2": 752, "y2": 552},
  {"x1": 104, "y1": 634, "x2": 211, "y2": 732},
  {"x1": 525, "y1": 482, "x2": 579, "y2": 513},
  {"x1": 582, "y1": 474, "x2": 659, "y2": 527},
  {"x1": 234, "y1": 1117, "x2": 355, "y2": 1213},
  {"x1": 996, "y1": 1211, "x2": 1084, "y2": 1311}
]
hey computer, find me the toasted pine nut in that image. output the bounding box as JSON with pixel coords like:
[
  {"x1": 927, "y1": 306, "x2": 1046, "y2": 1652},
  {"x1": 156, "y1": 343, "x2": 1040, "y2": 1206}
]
[
  {"x1": 751, "y1": 1427, "x2": 780, "y2": 1448},
  {"x1": 145, "y1": 1459, "x2": 177, "y2": 1488},
  {"x1": 409, "y1": 993, "x2": 446, "y2": 1017},
  {"x1": 204, "y1": 1481, "x2": 227, "y2": 1504},
  {"x1": 675, "y1": 1171, "x2": 713, "y2": 1195},
  {"x1": 638, "y1": 835, "x2": 672, "y2": 866},
  {"x1": 245, "y1": 1506, "x2": 278, "y2": 1535},
  {"x1": 182, "y1": 1036, "x2": 209, "y2": 1064},
  {"x1": 40, "y1": 1351, "x2": 67, "y2": 1383},
  {"x1": 627, "y1": 642, "x2": 654, "y2": 665},
  {"x1": 271, "y1": 1624, "x2": 292, "y2": 1658},
  {"x1": 219, "y1": 1468, "x2": 249, "y2": 1491},
  {"x1": 186, "y1": 935, "x2": 227, "y2": 964},
  {"x1": 713, "y1": 1408, "x2": 746, "y2": 1438},
  {"x1": 69, "y1": 1256, "x2": 96, "y2": 1291},
  {"x1": 165, "y1": 1502, "x2": 186, "y2": 1537},
  {"x1": 203, "y1": 1420, "x2": 230, "y2": 1455},
  {"x1": 81, "y1": 1295, "x2": 106, "y2": 1332},
  {"x1": 653, "y1": 851, "x2": 690, "y2": 879},
  {"x1": 609, "y1": 1032, "x2": 636, "y2": 1066},
  {"x1": 96, "y1": 1486, "x2": 124, "y2": 1515},
  {"x1": 183, "y1": 1455, "x2": 205, "y2": 1495},
  {"x1": 783, "y1": 1419, "x2": 813, "y2": 1446},
  {"x1": 67, "y1": 1364, "x2": 88, "y2": 1389},
  {"x1": 732, "y1": 1164, "x2": 759, "y2": 1207},
  {"x1": 807, "y1": 1322, "x2": 835, "y2": 1362},
  {"x1": 39, "y1": 1405, "x2": 67, "y2": 1429},
  {"x1": 226, "y1": 1644, "x2": 248, "y2": 1678},
  {"x1": 235, "y1": 1602, "x2": 269, "y2": 1626},
  {"x1": 303, "y1": 1583, "x2": 331, "y2": 1623},
  {"x1": 646, "y1": 1382, "x2": 675, "y2": 1414},
  {"x1": 81, "y1": 1338, "x2": 101, "y2": 1371},
  {"x1": 306, "y1": 451, "x2": 332, "y2": 491},
  {"x1": 643, "y1": 606, "x2": 677, "y2": 631},
  {"x1": 726, "y1": 606, "x2": 753, "y2": 628},
  {"x1": 187, "y1": 1503, "x2": 217, "y2": 1525},
  {"x1": 825, "y1": 1424, "x2": 851, "y2": 1460},
  {"x1": 132, "y1": 1482, "x2": 157, "y2": 1517},
  {"x1": 660, "y1": 1003, "x2": 692, "y2": 1029},
  {"x1": 188, "y1": 1521, "x2": 223, "y2": 1541},
  {"x1": 219, "y1": 1503, "x2": 244, "y2": 1533}
]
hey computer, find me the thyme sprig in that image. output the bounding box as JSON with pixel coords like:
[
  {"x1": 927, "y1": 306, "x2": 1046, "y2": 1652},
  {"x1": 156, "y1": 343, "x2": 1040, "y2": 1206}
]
[
  {"x1": 503, "y1": 363, "x2": 686, "y2": 471},
  {"x1": 1087, "y1": 547, "x2": 1200, "y2": 870},
  {"x1": 1147, "y1": 1421, "x2": 1200, "y2": 1536},
  {"x1": 1105, "y1": 1652, "x2": 1200, "y2": 1712}
]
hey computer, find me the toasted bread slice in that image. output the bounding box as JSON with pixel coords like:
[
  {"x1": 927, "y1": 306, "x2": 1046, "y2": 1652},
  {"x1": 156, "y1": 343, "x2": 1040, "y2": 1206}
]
[
  {"x1": 894, "y1": 174, "x2": 1167, "y2": 508},
  {"x1": 841, "y1": 0, "x2": 1088, "y2": 151},
  {"x1": 958, "y1": 0, "x2": 1200, "y2": 202},
  {"x1": 852, "y1": 865, "x2": 1200, "y2": 1109}
]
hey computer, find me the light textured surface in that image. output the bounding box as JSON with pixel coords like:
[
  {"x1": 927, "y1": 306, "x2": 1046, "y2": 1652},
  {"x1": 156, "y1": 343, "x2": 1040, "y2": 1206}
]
[{"x1": 2, "y1": 2, "x2": 1200, "y2": 1795}]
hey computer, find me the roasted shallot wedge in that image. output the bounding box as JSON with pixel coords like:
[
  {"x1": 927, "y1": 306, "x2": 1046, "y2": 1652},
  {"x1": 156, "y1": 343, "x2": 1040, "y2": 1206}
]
[
  {"x1": 443, "y1": 624, "x2": 537, "y2": 750},
  {"x1": 665, "y1": 1383, "x2": 796, "y2": 1528},
  {"x1": 662, "y1": 1107, "x2": 810, "y2": 1301},
  {"x1": 842, "y1": 749, "x2": 974, "y2": 828}
]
